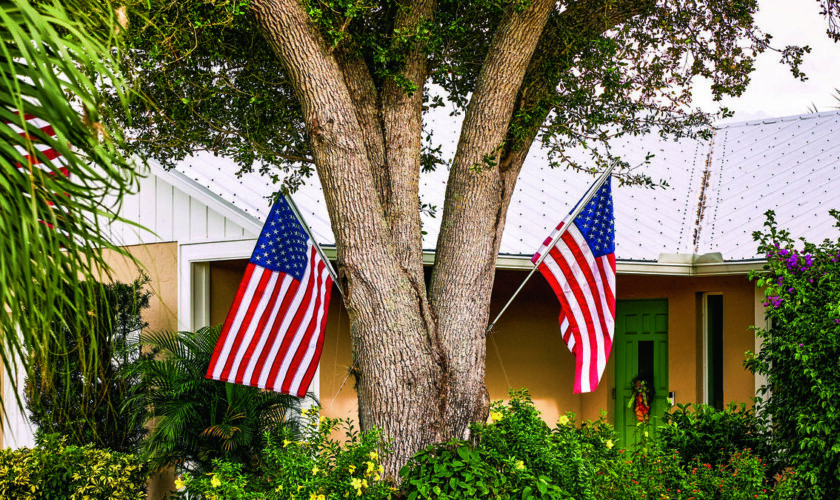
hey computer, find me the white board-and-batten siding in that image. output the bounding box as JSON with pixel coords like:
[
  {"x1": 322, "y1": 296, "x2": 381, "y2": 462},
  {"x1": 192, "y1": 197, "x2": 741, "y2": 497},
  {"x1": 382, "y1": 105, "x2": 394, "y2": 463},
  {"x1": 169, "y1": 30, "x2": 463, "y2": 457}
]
[{"x1": 105, "y1": 166, "x2": 260, "y2": 247}]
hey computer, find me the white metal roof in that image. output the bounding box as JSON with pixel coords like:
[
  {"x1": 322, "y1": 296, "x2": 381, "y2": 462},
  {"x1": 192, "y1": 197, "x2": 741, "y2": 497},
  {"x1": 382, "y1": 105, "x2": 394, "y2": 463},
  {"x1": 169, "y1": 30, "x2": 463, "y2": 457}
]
[{"x1": 170, "y1": 110, "x2": 840, "y2": 262}]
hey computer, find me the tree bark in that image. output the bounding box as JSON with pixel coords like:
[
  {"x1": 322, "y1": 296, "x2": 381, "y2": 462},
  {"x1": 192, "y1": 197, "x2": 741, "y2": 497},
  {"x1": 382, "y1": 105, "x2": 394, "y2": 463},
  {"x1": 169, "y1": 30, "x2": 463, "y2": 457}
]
[
  {"x1": 381, "y1": 0, "x2": 436, "y2": 292},
  {"x1": 430, "y1": 0, "x2": 556, "y2": 436},
  {"x1": 249, "y1": 0, "x2": 651, "y2": 477},
  {"x1": 250, "y1": 0, "x2": 446, "y2": 475}
]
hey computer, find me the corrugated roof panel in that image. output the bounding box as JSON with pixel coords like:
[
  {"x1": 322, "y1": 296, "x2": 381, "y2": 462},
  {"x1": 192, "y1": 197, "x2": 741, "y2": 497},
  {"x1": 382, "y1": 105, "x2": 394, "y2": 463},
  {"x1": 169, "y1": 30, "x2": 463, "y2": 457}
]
[
  {"x1": 170, "y1": 110, "x2": 840, "y2": 263},
  {"x1": 697, "y1": 112, "x2": 840, "y2": 260}
]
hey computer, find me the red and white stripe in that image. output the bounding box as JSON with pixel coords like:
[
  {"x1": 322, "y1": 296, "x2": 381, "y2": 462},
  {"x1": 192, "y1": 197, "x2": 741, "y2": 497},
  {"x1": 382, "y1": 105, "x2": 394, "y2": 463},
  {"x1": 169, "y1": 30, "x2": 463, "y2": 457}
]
[
  {"x1": 6, "y1": 112, "x2": 68, "y2": 175},
  {"x1": 207, "y1": 244, "x2": 333, "y2": 397},
  {"x1": 532, "y1": 220, "x2": 616, "y2": 394}
]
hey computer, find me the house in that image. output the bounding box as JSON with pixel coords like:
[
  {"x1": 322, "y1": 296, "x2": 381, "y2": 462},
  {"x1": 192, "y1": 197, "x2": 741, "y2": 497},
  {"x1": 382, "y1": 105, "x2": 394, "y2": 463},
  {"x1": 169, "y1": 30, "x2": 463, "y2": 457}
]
[{"x1": 3, "y1": 110, "x2": 839, "y2": 455}]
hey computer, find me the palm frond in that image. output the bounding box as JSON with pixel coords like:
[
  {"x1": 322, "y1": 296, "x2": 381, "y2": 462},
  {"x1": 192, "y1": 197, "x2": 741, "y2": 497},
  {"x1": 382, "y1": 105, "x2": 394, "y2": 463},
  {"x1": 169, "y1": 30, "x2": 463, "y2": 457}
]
[
  {"x1": 129, "y1": 325, "x2": 305, "y2": 474},
  {"x1": 1, "y1": 0, "x2": 142, "y2": 414}
]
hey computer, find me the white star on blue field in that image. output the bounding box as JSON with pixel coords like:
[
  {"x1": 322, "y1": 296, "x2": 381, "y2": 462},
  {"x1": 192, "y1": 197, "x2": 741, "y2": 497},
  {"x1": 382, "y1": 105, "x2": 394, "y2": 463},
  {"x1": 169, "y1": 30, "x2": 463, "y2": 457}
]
[
  {"x1": 251, "y1": 197, "x2": 310, "y2": 281},
  {"x1": 575, "y1": 181, "x2": 615, "y2": 258}
]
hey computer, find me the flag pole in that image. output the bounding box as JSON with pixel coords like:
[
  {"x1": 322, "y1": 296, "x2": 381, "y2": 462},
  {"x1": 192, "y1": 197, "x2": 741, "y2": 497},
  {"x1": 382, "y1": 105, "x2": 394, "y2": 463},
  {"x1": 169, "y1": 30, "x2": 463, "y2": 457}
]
[
  {"x1": 283, "y1": 193, "x2": 344, "y2": 298},
  {"x1": 485, "y1": 164, "x2": 616, "y2": 335}
]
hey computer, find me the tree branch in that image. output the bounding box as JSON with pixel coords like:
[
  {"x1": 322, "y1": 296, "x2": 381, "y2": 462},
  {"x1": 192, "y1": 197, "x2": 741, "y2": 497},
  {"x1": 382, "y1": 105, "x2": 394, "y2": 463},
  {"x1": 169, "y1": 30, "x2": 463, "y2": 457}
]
[
  {"x1": 429, "y1": 0, "x2": 556, "y2": 427},
  {"x1": 380, "y1": 0, "x2": 436, "y2": 300}
]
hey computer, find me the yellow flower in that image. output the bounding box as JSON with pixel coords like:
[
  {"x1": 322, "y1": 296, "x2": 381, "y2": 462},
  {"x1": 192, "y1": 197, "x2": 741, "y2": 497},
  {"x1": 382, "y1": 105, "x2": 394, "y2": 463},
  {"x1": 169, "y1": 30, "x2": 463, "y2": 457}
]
[
  {"x1": 606, "y1": 439, "x2": 614, "y2": 449},
  {"x1": 350, "y1": 478, "x2": 363, "y2": 490},
  {"x1": 174, "y1": 477, "x2": 185, "y2": 490},
  {"x1": 490, "y1": 411, "x2": 503, "y2": 423},
  {"x1": 312, "y1": 465, "x2": 320, "y2": 475},
  {"x1": 373, "y1": 473, "x2": 381, "y2": 481},
  {"x1": 558, "y1": 415, "x2": 570, "y2": 426},
  {"x1": 368, "y1": 451, "x2": 379, "y2": 461},
  {"x1": 348, "y1": 464, "x2": 356, "y2": 474},
  {"x1": 362, "y1": 480, "x2": 368, "y2": 488},
  {"x1": 210, "y1": 475, "x2": 222, "y2": 488},
  {"x1": 515, "y1": 460, "x2": 525, "y2": 471},
  {"x1": 283, "y1": 439, "x2": 293, "y2": 447},
  {"x1": 377, "y1": 464, "x2": 384, "y2": 474},
  {"x1": 275, "y1": 485, "x2": 284, "y2": 492}
]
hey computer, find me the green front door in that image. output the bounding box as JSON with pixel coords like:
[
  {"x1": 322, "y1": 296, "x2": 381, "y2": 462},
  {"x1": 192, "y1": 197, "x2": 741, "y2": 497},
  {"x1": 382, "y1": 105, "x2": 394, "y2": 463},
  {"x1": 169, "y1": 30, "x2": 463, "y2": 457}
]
[{"x1": 614, "y1": 299, "x2": 669, "y2": 450}]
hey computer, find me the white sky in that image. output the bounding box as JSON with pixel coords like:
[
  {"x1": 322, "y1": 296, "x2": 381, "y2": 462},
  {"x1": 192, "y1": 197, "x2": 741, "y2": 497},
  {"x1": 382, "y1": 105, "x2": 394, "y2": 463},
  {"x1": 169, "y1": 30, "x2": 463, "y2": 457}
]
[{"x1": 693, "y1": 0, "x2": 840, "y2": 122}]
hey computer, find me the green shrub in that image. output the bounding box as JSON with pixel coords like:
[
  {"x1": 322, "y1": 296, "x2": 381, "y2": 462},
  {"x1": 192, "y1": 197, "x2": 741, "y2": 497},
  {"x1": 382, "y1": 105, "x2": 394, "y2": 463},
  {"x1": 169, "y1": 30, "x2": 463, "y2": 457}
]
[
  {"x1": 126, "y1": 325, "x2": 303, "y2": 474},
  {"x1": 660, "y1": 402, "x2": 773, "y2": 474},
  {"x1": 176, "y1": 407, "x2": 393, "y2": 499},
  {"x1": 24, "y1": 277, "x2": 151, "y2": 453},
  {"x1": 0, "y1": 433, "x2": 148, "y2": 500},
  {"x1": 593, "y1": 442, "x2": 772, "y2": 500},
  {"x1": 398, "y1": 439, "x2": 520, "y2": 499},
  {"x1": 400, "y1": 389, "x2": 618, "y2": 500},
  {"x1": 748, "y1": 210, "x2": 840, "y2": 497},
  {"x1": 682, "y1": 450, "x2": 770, "y2": 500}
]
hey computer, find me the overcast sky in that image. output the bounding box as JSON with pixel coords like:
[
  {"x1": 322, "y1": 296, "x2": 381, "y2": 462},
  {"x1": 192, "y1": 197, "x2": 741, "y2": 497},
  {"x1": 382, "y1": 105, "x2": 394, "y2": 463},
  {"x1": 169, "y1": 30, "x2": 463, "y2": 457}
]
[{"x1": 693, "y1": 0, "x2": 840, "y2": 122}]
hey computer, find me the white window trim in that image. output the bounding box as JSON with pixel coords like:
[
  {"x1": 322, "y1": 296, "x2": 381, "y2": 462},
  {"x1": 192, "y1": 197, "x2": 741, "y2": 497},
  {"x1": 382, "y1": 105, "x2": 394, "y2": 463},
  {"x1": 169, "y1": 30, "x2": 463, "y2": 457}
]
[
  {"x1": 2, "y1": 355, "x2": 36, "y2": 449},
  {"x1": 753, "y1": 286, "x2": 770, "y2": 396}
]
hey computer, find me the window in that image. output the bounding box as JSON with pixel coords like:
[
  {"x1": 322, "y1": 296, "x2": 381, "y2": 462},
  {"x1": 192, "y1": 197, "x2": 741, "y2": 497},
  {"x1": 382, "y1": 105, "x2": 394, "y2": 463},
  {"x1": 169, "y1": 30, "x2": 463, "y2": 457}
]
[{"x1": 704, "y1": 293, "x2": 724, "y2": 410}]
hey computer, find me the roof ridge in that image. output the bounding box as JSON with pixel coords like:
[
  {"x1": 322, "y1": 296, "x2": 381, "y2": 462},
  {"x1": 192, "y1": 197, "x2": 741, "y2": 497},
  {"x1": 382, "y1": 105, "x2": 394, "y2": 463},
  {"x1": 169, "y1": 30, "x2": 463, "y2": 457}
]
[{"x1": 715, "y1": 109, "x2": 840, "y2": 129}]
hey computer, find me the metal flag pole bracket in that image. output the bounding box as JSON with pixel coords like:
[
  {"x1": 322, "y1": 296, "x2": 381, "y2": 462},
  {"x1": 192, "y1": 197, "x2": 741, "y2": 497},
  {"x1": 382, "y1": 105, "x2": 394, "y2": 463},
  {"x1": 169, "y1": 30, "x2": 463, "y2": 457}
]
[{"x1": 485, "y1": 164, "x2": 616, "y2": 335}]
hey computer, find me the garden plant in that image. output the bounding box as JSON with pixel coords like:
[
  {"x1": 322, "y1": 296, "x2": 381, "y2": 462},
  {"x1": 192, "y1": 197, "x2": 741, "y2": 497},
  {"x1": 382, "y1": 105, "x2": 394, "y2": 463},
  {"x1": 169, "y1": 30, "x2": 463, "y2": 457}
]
[
  {"x1": 25, "y1": 278, "x2": 152, "y2": 453},
  {"x1": 174, "y1": 407, "x2": 392, "y2": 499},
  {"x1": 747, "y1": 210, "x2": 840, "y2": 498},
  {"x1": 126, "y1": 325, "x2": 304, "y2": 474},
  {"x1": 0, "y1": 433, "x2": 148, "y2": 500},
  {"x1": 173, "y1": 389, "x2": 797, "y2": 499}
]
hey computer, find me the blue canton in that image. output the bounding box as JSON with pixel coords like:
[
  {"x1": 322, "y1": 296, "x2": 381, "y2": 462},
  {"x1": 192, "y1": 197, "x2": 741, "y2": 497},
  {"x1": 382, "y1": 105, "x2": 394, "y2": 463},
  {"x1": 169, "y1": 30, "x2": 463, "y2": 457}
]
[
  {"x1": 572, "y1": 180, "x2": 615, "y2": 258},
  {"x1": 250, "y1": 196, "x2": 311, "y2": 281}
]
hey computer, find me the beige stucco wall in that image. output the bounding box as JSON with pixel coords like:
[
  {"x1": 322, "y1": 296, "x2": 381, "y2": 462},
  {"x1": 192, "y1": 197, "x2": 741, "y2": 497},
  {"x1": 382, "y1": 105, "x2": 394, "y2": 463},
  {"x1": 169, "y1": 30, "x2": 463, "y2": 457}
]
[
  {"x1": 103, "y1": 242, "x2": 178, "y2": 500},
  {"x1": 102, "y1": 242, "x2": 179, "y2": 335},
  {"x1": 208, "y1": 262, "x2": 759, "y2": 428}
]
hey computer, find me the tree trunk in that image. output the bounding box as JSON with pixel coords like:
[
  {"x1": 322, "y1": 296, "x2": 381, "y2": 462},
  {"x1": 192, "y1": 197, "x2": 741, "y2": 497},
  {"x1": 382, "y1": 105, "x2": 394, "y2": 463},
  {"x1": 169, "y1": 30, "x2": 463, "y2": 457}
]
[
  {"x1": 250, "y1": 0, "x2": 448, "y2": 475},
  {"x1": 429, "y1": 0, "x2": 555, "y2": 437},
  {"x1": 248, "y1": 0, "x2": 635, "y2": 477}
]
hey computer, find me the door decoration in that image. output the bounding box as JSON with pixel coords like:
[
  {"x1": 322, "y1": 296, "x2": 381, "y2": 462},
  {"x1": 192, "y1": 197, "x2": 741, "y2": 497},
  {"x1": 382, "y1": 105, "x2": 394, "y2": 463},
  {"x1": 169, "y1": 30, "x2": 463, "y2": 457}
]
[{"x1": 628, "y1": 376, "x2": 654, "y2": 422}]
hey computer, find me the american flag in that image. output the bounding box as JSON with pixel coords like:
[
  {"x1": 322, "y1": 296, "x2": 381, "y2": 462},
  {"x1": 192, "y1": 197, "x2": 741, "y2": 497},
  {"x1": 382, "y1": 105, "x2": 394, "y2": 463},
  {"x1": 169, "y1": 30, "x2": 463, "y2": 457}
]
[
  {"x1": 207, "y1": 195, "x2": 333, "y2": 397},
  {"x1": 531, "y1": 178, "x2": 616, "y2": 394},
  {"x1": 7, "y1": 112, "x2": 68, "y2": 174}
]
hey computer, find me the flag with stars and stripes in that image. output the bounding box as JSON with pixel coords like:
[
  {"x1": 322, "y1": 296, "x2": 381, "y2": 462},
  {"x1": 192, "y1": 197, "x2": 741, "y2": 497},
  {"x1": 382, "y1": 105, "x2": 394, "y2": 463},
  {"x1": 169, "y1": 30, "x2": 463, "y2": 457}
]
[
  {"x1": 207, "y1": 195, "x2": 333, "y2": 397},
  {"x1": 531, "y1": 178, "x2": 616, "y2": 394}
]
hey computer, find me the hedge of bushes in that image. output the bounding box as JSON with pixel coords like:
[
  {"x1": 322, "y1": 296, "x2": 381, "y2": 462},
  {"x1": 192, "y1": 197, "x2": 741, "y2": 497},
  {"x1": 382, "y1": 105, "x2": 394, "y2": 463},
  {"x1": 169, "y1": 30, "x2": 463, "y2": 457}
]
[
  {"x1": 174, "y1": 392, "x2": 804, "y2": 500},
  {"x1": 0, "y1": 434, "x2": 148, "y2": 500},
  {"x1": 1, "y1": 392, "x2": 823, "y2": 499}
]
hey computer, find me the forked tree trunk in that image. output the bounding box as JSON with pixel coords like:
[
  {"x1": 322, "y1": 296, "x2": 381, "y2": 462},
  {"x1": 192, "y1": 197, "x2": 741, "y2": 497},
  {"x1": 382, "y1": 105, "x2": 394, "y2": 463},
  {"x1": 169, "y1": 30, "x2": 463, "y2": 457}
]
[
  {"x1": 250, "y1": 0, "x2": 449, "y2": 471},
  {"x1": 249, "y1": 0, "x2": 640, "y2": 476}
]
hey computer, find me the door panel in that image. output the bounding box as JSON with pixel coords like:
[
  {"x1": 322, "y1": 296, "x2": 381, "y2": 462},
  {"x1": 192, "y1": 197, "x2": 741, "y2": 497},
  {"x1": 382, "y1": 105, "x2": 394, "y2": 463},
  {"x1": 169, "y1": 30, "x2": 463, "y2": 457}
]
[{"x1": 614, "y1": 299, "x2": 668, "y2": 450}]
